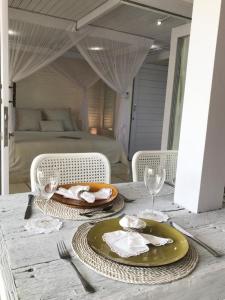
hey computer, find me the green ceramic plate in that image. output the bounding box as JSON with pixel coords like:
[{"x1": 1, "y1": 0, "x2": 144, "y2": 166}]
[{"x1": 87, "y1": 218, "x2": 189, "y2": 267}]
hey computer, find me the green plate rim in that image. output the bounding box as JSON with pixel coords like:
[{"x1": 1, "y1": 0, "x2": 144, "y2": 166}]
[{"x1": 87, "y1": 218, "x2": 189, "y2": 267}]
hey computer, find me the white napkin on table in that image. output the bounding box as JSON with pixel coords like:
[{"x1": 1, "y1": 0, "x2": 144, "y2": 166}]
[
  {"x1": 25, "y1": 217, "x2": 63, "y2": 234},
  {"x1": 56, "y1": 185, "x2": 112, "y2": 203},
  {"x1": 103, "y1": 230, "x2": 173, "y2": 258}
]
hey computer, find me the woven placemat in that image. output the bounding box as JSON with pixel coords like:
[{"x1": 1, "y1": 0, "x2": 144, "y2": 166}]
[
  {"x1": 72, "y1": 222, "x2": 199, "y2": 284},
  {"x1": 35, "y1": 196, "x2": 124, "y2": 221}
]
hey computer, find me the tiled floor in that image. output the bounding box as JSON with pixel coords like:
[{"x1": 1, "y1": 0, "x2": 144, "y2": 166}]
[
  {"x1": 9, "y1": 183, "x2": 30, "y2": 194},
  {"x1": 9, "y1": 163, "x2": 131, "y2": 194},
  {"x1": 111, "y1": 162, "x2": 131, "y2": 183}
]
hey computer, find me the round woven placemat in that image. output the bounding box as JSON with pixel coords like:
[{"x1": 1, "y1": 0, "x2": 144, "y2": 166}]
[
  {"x1": 35, "y1": 196, "x2": 124, "y2": 221},
  {"x1": 72, "y1": 222, "x2": 199, "y2": 284}
]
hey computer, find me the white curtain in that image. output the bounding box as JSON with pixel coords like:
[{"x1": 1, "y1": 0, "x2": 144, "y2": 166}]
[
  {"x1": 50, "y1": 57, "x2": 99, "y2": 131},
  {"x1": 7, "y1": 14, "x2": 91, "y2": 133},
  {"x1": 9, "y1": 18, "x2": 88, "y2": 82},
  {"x1": 76, "y1": 27, "x2": 153, "y2": 152}
]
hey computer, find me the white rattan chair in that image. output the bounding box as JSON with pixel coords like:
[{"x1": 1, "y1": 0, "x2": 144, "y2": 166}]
[
  {"x1": 30, "y1": 152, "x2": 111, "y2": 192},
  {"x1": 132, "y1": 150, "x2": 178, "y2": 182}
]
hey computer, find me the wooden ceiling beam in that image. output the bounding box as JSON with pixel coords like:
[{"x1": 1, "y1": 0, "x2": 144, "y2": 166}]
[{"x1": 76, "y1": 0, "x2": 122, "y2": 30}]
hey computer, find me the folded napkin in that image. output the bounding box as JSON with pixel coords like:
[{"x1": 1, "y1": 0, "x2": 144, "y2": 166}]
[
  {"x1": 56, "y1": 185, "x2": 112, "y2": 203},
  {"x1": 25, "y1": 217, "x2": 63, "y2": 234},
  {"x1": 103, "y1": 230, "x2": 173, "y2": 257},
  {"x1": 119, "y1": 215, "x2": 146, "y2": 229},
  {"x1": 94, "y1": 188, "x2": 112, "y2": 199},
  {"x1": 56, "y1": 185, "x2": 90, "y2": 200},
  {"x1": 137, "y1": 209, "x2": 169, "y2": 223}
]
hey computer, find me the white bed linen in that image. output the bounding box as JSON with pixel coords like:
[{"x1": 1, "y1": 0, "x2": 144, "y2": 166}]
[{"x1": 10, "y1": 131, "x2": 128, "y2": 183}]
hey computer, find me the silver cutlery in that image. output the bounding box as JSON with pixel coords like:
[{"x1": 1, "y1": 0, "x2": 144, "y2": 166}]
[
  {"x1": 124, "y1": 199, "x2": 136, "y2": 203},
  {"x1": 24, "y1": 194, "x2": 34, "y2": 219},
  {"x1": 170, "y1": 221, "x2": 222, "y2": 257},
  {"x1": 57, "y1": 241, "x2": 95, "y2": 293},
  {"x1": 164, "y1": 181, "x2": 175, "y2": 188},
  {"x1": 119, "y1": 193, "x2": 136, "y2": 203},
  {"x1": 161, "y1": 208, "x2": 185, "y2": 213},
  {"x1": 88, "y1": 213, "x2": 126, "y2": 225},
  {"x1": 79, "y1": 204, "x2": 114, "y2": 217}
]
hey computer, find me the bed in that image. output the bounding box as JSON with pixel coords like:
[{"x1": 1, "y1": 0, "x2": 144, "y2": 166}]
[
  {"x1": 10, "y1": 107, "x2": 128, "y2": 184},
  {"x1": 9, "y1": 130, "x2": 128, "y2": 183}
]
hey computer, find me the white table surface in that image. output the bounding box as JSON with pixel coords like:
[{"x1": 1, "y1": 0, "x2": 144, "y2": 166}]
[{"x1": 1, "y1": 182, "x2": 225, "y2": 300}]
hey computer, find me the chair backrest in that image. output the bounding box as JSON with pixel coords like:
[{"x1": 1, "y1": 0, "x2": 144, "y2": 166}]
[
  {"x1": 132, "y1": 150, "x2": 178, "y2": 182},
  {"x1": 30, "y1": 152, "x2": 111, "y2": 192}
]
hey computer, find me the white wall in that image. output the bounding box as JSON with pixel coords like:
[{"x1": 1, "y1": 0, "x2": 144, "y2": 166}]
[
  {"x1": 16, "y1": 60, "x2": 103, "y2": 129},
  {"x1": 174, "y1": 0, "x2": 225, "y2": 212}
]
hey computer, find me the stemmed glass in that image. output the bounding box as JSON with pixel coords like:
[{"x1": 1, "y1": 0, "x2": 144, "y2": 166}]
[
  {"x1": 36, "y1": 168, "x2": 60, "y2": 213},
  {"x1": 144, "y1": 166, "x2": 166, "y2": 211}
]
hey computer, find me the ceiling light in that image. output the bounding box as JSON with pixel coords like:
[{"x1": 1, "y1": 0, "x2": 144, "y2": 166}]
[
  {"x1": 156, "y1": 16, "x2": 169, "y2": 26},
  {"x1": 150, "y1": 44, "x2": 163, "y2": 52},
  {"x1": 157, "y1": 19, "x2": 162, "y2": 26},
  {"x1": 151, "y1": 44, "x2": 159, "y2": 50},
  {"x1": 8, "y1": 29, "x2": 18, "y2": 36},
  {"x1": 88, "y1": 46, "x2": 104, "y2": 51}
]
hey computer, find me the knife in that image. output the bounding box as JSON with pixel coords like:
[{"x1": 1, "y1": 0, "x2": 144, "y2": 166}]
[
  {"x1": 119, "y1": 193, "x2": 136, "y2": 203},
  {"x1": 170, "y1": 221, "x2": 222, "y2": 257},
  {"x1": 24, "y1": 194, "x2": 34, "y2": 219},
  {"x1": 164, "y1": 181, "x2": 175, "y2": 188}
]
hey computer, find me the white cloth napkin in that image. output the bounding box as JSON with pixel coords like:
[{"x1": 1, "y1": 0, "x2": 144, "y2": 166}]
[
  {"x1": 137, "y1": 209, "x2": 169, "y2": 223},
  {"x1": 56, "y1": 185, "x2": 112, "y2": 203},
  {"x1": 103, "y1": 230, "x2": 173, "y2": 258},
  {"x1": 56, "y1": 185, "x2": 90, "y2": 200},
  {"x1": 119, "y1": 215, "x2": 146, "y2": 229},
  {"x1": 94, "y1": 188, "x2": 112, "y2": 199},
  {"x1": 25, "y1": 217, "x2": 63, "y2": 234}
]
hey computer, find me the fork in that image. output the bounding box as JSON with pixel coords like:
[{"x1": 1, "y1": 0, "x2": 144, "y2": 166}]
[
  {"x1": 57, "y1": 241, "x2": 96, "y2": 293},
  {"x1": 79, "y1": 204, "x2": 114, "y2": 217}
]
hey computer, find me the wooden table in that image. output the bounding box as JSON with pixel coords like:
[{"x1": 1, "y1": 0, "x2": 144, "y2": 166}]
[{"x1": 1, "y1": 182, "x2": 225, "y2": 300}]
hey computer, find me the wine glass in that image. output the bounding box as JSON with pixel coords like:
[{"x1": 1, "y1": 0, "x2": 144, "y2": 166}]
[
  {"x1": 144, "y1": 166, "x2": 166, "y2": 211},
  {"x1": 36, "y1": 168, "x2": 60, "y2": 212}
]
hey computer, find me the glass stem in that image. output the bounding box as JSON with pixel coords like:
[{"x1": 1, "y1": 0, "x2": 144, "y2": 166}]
[{"x1": 152, "y1": 194, "x2": 155, "y2": 210}]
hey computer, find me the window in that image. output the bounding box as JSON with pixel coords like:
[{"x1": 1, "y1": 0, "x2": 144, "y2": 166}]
[{"x1": 102, "y1": 83, "x2": 116, "y2": 137}]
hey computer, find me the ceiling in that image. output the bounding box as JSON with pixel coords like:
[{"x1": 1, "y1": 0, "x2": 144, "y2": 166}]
[
  {"x1": 93, "y1": 4, "x2": 189, "y2": 49},
  {"x1": 8, "y1": 0, "x2": 108, "y2": 21},
  {"x1": 8, "y1": 0, "x2": 191, "y2": 60}
]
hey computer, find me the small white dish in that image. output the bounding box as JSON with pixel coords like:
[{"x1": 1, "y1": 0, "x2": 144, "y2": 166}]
[{"x1": 119, "y1": 215, "x2": 146, "y2": 229}]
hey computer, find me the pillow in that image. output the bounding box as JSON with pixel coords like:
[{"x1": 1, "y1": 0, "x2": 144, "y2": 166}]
[
  {"x1": 43, "y1": 108, "x2": 74, "y2": 131},
  {"x1": 40, "y1": 120, "x2": 64, "y2": 132},
  {"x1": 16, "y1": 108, "x2": 42, "y2": 131}
]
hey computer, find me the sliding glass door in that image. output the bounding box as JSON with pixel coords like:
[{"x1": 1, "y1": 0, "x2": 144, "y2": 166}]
[
  {"x1": 161, "y1": 24, "x2": 190, "y2": 150},
  {"x1": 0, "y1": 0, "x2": 10, "y2": 195},
  {"x1": 168, "y1": 36, "x2": 189, "y2": 149}
]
